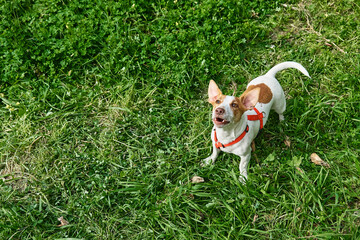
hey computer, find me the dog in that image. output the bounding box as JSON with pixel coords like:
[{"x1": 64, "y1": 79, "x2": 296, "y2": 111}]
[{"x1": 202, "y1": 62, "x2": 310, "y2": 182}]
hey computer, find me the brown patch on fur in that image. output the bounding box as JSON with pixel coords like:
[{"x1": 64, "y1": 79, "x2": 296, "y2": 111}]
[
  {"x1": 231, "y1": 98, "x2": 247, "y2": 122},
  {"x1": 209, "y1": 94, "x2": 226, "y2": 108},
  {"x1": 246, "y1": 83, "x2": 272, "y2": 103}
]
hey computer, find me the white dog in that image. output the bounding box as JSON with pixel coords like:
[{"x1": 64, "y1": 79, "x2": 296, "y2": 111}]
[{"x1": 203, "y1": 62, "x2": 310, "y2": 182}]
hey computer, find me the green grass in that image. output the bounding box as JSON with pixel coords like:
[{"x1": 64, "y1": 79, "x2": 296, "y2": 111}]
[{"x1": 1, "y1": 0, "x2": 359, "y2": 239}]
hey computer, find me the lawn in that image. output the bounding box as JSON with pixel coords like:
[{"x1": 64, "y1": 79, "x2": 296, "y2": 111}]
[{"x1": 1, "y1": 0, "x2": 359, "y2": 239}]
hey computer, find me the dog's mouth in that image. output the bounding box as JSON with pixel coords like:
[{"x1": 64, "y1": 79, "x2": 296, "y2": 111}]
[{"x1": 213, "y1": 117, "x2": 230, "y2": 126}]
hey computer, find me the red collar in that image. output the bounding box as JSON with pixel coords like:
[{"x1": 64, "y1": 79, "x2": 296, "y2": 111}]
[
  {"x1": 213, "y1": 107, "x2": 264, "y2": 149},
  {"x1": 214, "y1": 125, "x2": 249, "y2": 149}
]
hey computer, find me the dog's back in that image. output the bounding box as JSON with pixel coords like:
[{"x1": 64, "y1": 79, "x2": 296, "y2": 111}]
[{"x1": 247, "y1": 62, "x2": 310, "y2": 120}]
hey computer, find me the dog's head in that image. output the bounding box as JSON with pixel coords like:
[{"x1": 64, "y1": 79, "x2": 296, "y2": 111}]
[{"x1": 208, "y1": 80, "x2": 260, "y2": 128}]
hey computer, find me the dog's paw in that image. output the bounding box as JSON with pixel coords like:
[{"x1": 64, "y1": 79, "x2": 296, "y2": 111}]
[
  {"x1": 238, "y1": 175, "x2": 248, "y2": 185},
  {"x1": 279, "y1": 114, "x2": 285, "y2": 121},
  {"x1": 201, "y1": 157, "x2": 212, "y2": 167}
]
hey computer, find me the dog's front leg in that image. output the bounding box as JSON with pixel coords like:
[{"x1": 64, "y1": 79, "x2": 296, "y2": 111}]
[
  {"x1": 238, "y1": 149, "x2": 251, "y2": 184},
  {"x1": 202, "y1": 144, "x2": 220, "y2": 167}
]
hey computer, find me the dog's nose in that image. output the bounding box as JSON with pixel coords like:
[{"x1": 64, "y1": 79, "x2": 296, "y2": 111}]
[{"x1": 215, "y1": 107, "x2": 225, "y2": 115}]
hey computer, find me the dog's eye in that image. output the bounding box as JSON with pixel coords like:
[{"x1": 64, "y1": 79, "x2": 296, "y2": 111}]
[
  {"x1": 215, "y1": 100, "x2": 221, "y2": 104},
  {"x1": 231, "y1": 103, "x2": 238, "y2": 108}
]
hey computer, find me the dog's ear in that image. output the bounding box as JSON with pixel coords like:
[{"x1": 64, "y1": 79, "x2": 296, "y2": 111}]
[
  {"x1": 241, "y1": 87, "x2": 260, "y2": 110},
  {"x1": 208, "y1": 80, "x2": 222, "y2": 103}
]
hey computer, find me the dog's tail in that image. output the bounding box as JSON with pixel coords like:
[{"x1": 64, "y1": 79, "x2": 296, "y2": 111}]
[{"x1": 265, "y1": 61, "x2": 311, "y2": 78}]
